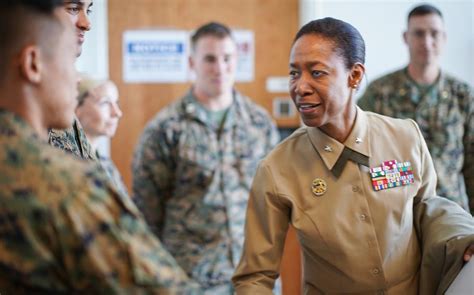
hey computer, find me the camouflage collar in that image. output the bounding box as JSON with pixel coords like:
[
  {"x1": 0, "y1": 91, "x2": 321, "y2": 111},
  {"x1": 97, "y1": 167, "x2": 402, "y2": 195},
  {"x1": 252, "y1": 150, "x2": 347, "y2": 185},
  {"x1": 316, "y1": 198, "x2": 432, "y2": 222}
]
[
  {"x1": 402, "y1": 66, "x2": 446, "y2": 104},
  {"x1": 0, "y1": 109, "x2": 43, "y2": 143},
  {"x1": 180, "y1": 89, "x2": 251, "y2": 130}
]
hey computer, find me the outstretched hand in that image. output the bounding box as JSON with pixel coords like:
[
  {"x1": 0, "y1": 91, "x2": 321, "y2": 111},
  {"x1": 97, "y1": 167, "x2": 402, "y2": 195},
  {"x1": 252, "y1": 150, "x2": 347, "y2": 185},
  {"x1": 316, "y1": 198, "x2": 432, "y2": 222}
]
[{"x1": 463, "y1": 244, "x2": 474, "y2": 262}]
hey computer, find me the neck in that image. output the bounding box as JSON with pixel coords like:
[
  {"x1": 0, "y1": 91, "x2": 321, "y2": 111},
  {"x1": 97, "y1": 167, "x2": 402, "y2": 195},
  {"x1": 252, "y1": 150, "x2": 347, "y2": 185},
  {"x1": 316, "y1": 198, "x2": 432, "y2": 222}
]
[
  {"x1": 320, "y1": 101, "x2": 357, "y2": 143},
  {"x1": 0, "y1": 84, "x2": 48, "y2": 140},
  {"x1": 193, "y1": 87, "x2": 233, "y2": 111},
  {"x1": 407, "y1": 62, "x2": 440, "y2": 85},
  {"x1": 86, "y1": 135, "x2": 99, "y2": 153}
]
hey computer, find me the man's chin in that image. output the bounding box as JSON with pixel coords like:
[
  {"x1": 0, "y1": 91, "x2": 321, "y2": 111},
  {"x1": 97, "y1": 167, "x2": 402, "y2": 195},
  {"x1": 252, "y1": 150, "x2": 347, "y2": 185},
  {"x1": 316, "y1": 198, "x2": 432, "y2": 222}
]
[{"x1": 76, "y1": 46, "x2": 83, "y2": 57}]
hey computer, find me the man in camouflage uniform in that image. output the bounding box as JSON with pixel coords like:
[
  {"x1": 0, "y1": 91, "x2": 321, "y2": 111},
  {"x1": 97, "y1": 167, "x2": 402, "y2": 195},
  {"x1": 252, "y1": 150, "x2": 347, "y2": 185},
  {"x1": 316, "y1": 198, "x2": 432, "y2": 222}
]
[
  {"x1": 48, "y1": 0, "x2": 96, "y2": 160},
  {"x1": 358, "y1": 4, "x2": 474, "y2": 212},
  {"x1": 133, "y1": 22, "x2": 279, "y2": 294},
  {"x1": 0, "y1": 1, "x2": 200, "y2": 293}
]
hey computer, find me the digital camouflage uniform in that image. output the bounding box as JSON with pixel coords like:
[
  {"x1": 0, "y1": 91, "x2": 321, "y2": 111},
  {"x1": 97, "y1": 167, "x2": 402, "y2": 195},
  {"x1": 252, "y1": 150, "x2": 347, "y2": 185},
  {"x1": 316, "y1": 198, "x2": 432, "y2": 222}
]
[
  {"x1": 50, "y1": 117, "x2": 132, "y2": 199},
  {"x1": 132, "y1": 90, "x2": 279, "y2": 293},
  {"x1": 0, "y1": 109, "x2": 201, "y2": 294},
  {"x1": 97, "y1": 150, "x2": 129, "y2": 197},
  {"x1": 48, "y1": 117, "x2": 97, "y2": 161},
  {"x1": 358, "y1": 67, "x2": 474, "y2": 212}
]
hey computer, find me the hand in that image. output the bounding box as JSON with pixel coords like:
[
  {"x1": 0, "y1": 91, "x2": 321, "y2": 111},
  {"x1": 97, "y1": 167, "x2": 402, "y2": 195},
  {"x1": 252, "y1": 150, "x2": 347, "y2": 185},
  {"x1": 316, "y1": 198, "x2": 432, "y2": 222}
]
[{"x1": 463, "y1": 244, "x2": 474, "y2": 262}]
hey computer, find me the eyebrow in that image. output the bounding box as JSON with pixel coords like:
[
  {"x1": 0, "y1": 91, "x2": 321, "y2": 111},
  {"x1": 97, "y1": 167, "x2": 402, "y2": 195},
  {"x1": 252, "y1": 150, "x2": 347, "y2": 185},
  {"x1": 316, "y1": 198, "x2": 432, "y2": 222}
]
[
  {"x1": 64, "y1": 1, "x2": 94, "y2": 8},
  {"x1": 289, "y1": 61, "x2": 322, "y2": 68}
]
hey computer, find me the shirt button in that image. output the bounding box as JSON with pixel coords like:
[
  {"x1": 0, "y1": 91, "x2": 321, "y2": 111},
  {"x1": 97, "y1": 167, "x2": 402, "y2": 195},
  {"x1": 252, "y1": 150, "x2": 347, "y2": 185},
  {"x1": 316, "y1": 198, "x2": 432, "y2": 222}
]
[
  {"x1": 371, "y1": 268, "x2": 381, "y2": 275},
  {"x1": 352, "y1": 185, "x2": 359, "y2": 192},
  {"x1": 360, "y1": 214, "x2": 367, "y2": 221}
]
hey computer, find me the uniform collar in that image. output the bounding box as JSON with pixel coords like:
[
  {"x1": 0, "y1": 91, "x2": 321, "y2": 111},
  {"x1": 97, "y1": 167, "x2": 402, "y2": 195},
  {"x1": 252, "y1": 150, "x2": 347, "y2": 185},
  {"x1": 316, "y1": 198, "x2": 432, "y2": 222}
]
[
  {"x1": 0, "y1": 109, "x2": 42, "y2": 142},
  {"x1": 306, "y1": 106, "x2": 371, "y2": 172},
  {"x1": 180, "y1": 89, "x2": 250, "y2": 129}
]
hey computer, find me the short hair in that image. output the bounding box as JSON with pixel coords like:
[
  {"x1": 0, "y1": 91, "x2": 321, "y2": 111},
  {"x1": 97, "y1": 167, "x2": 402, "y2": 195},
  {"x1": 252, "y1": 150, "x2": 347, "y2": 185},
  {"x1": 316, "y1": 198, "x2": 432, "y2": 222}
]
[
  {"x1": 190, "y1": 22, "x2": 233, "y2": 51},
  {"x1": 77, "y1": 76, "x2": 107, "y2": 106},
  {"x1": 408, "y1": 4, "x2": 443, "y2": 22},
  {"x1": 294, "y1": 17, "x2": 365, "y2": 69},
  {"x1": 0, "y1": 0, "x2": 64, "y2": 83}
]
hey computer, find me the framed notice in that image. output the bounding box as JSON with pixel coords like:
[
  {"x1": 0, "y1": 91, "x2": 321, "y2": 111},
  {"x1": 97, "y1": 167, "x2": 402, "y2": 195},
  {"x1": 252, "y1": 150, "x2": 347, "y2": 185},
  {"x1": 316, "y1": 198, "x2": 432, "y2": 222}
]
[
  {"x1": 233, "y1": 30, "x2": 255, "y2": 82},
  {"x1": 123, "y1": 30, "x2": 189, "y2": 83}
]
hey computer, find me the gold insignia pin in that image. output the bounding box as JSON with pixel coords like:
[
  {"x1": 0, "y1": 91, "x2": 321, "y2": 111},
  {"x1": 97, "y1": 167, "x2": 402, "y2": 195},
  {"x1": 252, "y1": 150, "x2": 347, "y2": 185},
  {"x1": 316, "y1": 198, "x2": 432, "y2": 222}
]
[{"x1": 312, "y1": 178, "x2": 327, "y2": 196}]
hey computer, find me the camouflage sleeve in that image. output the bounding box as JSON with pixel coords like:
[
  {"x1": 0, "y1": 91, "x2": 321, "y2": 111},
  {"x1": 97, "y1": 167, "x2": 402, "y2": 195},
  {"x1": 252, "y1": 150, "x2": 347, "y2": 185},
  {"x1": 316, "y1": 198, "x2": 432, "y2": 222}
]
[
  {"x1": 357, "y1": 83, "x2": 378, "y2": 112},
  {"x1": 132, "y1": 123, "x2": 174, "y2": 237},
  {"x1": 56, "y1": 168, "x2": 200, "y2": 294},
  {"x1": 462, "y1": 87, "x2": 474, "y2": 212},
  {"x1": 267, "y1": 119, "x2": 280, "y2": 152}
]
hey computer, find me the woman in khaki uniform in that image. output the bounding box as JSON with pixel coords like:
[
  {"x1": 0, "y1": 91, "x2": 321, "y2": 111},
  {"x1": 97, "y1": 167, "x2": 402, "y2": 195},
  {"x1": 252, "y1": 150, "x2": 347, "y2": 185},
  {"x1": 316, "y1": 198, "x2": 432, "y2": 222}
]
[{"x1": 232, "y1": 18, "x2": 474, "y2": 294}]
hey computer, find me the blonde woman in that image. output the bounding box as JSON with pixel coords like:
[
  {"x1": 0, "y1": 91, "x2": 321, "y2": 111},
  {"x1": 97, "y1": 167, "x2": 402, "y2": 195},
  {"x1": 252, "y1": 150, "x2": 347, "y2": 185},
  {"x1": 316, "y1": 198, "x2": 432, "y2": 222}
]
[{"x1": 76, "y1": 77, "x2": 128, "y2": 196}]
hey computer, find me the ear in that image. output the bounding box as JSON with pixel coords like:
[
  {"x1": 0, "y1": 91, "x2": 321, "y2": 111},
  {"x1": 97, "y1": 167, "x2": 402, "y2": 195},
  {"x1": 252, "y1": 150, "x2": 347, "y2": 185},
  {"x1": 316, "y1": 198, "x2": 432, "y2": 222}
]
[
  {"x1": 188, "y1": 55, "x2": 194, "y2": 70},
  {"x1": 19, "y1": 45, "x2": 42, "y2": 84},
  {"x1": 348, "y1": 62, "x2": 365, "y2": 89},
  {"x1": 403, "y1": 31, "x2": 408, "y2": 45}
]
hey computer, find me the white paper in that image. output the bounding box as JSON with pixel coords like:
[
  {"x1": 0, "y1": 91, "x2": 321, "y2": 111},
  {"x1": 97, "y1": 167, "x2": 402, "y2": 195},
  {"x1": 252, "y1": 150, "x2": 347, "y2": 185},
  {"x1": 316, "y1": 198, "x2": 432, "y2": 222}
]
[
  {"x1": 266, "y1": 76, "x2": 289, "y2": 93},
  {"x1": 445, "y1": 259, "x2": 474, "y2": 294},
  {"x1": 233, "y1": 30, "x2": 254, "y2": 82},
  {"x1": 123, "y1": 30, "x2": 189, "y2": 83}
]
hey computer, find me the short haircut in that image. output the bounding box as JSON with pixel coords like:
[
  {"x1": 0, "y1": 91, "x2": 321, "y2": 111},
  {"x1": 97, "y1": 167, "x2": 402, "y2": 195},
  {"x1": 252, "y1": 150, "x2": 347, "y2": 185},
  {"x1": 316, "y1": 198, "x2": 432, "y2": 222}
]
[
  {"x1": 77, "y1": 76, "x2": 107, "y2": 106},
  {"x1": 294, "y1": 17, "x2": 365, "y2": 69},
  {"x1": 0, "y1": 0, "x2": 64, "y2": 83},
  {"x1": 408, "y1": 3, "x2": 443, "y2": 22},
  {"x1": 190, "y1": 22, "x2": 233, "y2": 51}
]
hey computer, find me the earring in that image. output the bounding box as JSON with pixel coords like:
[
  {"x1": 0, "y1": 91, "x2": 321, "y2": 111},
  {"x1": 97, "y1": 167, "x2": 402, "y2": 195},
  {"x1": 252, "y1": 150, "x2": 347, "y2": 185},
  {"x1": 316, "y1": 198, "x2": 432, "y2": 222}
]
[{"x1": 352, "y1": 83, "x2": 359, "y2": 89}]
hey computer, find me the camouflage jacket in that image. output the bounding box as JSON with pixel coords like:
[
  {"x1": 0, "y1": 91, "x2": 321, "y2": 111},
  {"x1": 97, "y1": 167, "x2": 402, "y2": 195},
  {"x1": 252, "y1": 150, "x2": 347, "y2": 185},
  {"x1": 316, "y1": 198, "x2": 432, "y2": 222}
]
[
  {"x1": 97, "y1": 150, "x2": 129, "y2": 197},
  {"x1": 48, "y1": 117, "x2": 97, "y2": 161},
  {"x1": 132, "y1": 90, "x2": 279, "y2": 291},
  {"x1": 0, "y1": 109, "x2": 201, "y2": 294},
  {"x1": 358, "y1": 67, "x2": 474, "y2": 212}
]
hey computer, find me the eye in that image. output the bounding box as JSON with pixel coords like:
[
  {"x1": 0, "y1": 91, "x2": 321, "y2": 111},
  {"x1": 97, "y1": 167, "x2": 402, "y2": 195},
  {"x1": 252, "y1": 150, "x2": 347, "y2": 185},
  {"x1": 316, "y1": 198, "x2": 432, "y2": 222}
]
[
  {"x1": 204, "y1": 56, "x2": 216, "y2": 63},
  {"x1": 413, "y1": 30, "x2": 425, "y2": 39},
  {"x1": 65, "y1": 5, "x2": 80, "y2": 15},
  {"x1": 289, "y1": 70, "x2": 300, "y2": 79},
  {"x1": 311, "y1": 70, "x2": 324, "y2": 78},
  {"x1": 87, "y1": 8, "x2": 93, "y2": 15}
]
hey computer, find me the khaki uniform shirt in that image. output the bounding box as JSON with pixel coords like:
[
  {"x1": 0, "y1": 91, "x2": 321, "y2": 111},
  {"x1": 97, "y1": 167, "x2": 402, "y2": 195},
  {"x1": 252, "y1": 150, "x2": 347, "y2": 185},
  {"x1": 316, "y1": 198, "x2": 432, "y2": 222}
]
[
  {"x1": 358, "y1": 68, "x2": 474, "y2": 212},
  {"x1": 133, "y1": 90, "x2": 279, "y2": 292},
  {"x1": 233, "y1": 108, "x2": 438, "y2": 294},
  {"x1": 0, "y1": 110, "x2": 200, "y2": 294}
]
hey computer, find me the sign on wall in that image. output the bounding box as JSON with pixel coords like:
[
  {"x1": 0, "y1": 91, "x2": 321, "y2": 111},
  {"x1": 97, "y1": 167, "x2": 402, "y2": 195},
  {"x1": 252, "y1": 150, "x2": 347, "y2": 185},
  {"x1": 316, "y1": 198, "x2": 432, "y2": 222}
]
[
  {"x1": 123, "y1": 30, "x2": 189, "y2": 83},
  {"x1": 122, "y1": 29, "x2": 255, "y2": 84},
  {"x1": 233, "y1": 30, "x2": 255, "y2": 82}
]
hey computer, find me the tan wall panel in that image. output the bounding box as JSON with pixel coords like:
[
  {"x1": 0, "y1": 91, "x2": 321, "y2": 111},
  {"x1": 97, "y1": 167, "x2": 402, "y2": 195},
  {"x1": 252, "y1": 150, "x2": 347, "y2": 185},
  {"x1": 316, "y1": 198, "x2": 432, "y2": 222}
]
[{"x1": 108, "y1": 1, "x2": 301, "y2": 293}]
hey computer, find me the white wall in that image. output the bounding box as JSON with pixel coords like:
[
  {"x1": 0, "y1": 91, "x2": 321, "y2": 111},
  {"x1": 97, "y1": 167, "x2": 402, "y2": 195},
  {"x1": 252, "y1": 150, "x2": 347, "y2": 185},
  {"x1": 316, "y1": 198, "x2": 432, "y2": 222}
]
[
  {"x1": 76, "y1": 0, "x2": 110, "y2": 155},
  {"x1": 76, "y1": 0, "x2": 108, "y2": 79},
  {"x1": 299, "y1": 0, "x2": 474, "y2": 97}
]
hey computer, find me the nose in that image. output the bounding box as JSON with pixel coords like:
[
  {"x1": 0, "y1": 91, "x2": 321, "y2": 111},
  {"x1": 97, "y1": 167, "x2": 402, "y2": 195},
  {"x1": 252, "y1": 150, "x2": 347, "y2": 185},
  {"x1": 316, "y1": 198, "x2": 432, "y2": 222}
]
[
  {"x1": 213, "y1": 57, "x2": 228, "y2": 74},
  {"x1": 293, "y1": 73, "x2": 314, "y2": 97},
  {"x1": 77, "y1": 10, "x2": 91, "y2": 32},
  {"x1": 111, "y1": 102, "x2": 123, "y2": 118},
  {"x1": 420, "y1": 32, "x2": 435, "y2": 49}
]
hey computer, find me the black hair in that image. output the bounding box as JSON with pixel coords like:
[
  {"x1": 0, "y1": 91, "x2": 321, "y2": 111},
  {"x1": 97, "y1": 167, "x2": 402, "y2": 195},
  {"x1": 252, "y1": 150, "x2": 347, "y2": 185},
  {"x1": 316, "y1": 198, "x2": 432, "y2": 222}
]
[
  {"x1": 294, "y1": 17, "x2": 365, "y2": 69},
  {"x1": 191, "y1": 22, "x2": 233, "y2": 50},
  {"x1": 408, "y1": 3, "x2": 443, "y2": 22},
  {"x1": 1, "y1": 0, "x2": 64, "y2": 13},
  {"x1": 0, "y1": 0, "x2": 64, "y2": 83}
]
